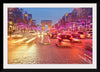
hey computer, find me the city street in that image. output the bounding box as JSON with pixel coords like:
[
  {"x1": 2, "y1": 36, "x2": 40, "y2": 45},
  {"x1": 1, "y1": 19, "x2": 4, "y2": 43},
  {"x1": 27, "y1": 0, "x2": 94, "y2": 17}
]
[
  {"x1": 8, "y1": 32, "x2": 92, "y2": 64},
  {"x1": 7, "y1": 8, "x2": 93, "y2": 64}
]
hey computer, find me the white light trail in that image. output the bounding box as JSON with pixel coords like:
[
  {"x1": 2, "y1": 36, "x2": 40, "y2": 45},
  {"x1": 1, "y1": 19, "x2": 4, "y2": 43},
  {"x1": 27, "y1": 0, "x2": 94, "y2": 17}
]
[
  {"x1": 26, "y1": 37, "x2": 36, "y2": 43},
  {"x1": 13, "y1": 38, "x2": 27, "y2": 43}
]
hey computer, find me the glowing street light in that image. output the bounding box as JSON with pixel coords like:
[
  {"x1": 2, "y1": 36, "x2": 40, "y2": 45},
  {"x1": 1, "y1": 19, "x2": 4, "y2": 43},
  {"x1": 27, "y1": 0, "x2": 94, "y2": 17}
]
[
  {"x1": 24, "y1": 14, "x2": 27, "y2": 17},
  {"x1": 30, "y1": 19, "x2": 32, "y2": 23},
  {"x1": 66, "y1": 13, "x2": 68, "y2": 16},
  {"x1": 9, "y1": 8, "x2": 13, "y2": 11},
  {"x1": 9, "y1": 21, "x2": 12, "y2": 24}
]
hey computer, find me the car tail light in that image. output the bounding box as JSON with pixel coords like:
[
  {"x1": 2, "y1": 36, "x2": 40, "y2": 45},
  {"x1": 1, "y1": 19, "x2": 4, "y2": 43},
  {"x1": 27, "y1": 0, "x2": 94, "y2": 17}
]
[{"x1": 59, "y1": 42, "x2": 61, "y2": 45}]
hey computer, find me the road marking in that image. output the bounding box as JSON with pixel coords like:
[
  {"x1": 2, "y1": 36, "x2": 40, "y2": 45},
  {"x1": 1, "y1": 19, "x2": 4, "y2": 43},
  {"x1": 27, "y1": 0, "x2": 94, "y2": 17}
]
[
  {"x1": 78, "y1": 55, "x2": 92, "y2": 64},
  {"x1": 84, "y1": 53, "x2": 92, "y2": 60},
  {"x1": 13, "y1": 38, "x2": 27, "y2": 43},
  {"x1": 26, "y1": 37, "x2": 36, "y2": 43}
]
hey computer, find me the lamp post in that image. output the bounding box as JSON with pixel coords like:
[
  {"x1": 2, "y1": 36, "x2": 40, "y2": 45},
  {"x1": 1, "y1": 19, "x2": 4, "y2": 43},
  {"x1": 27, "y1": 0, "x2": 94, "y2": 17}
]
[
  {"x1": 9, "y1": 21, "x2": 13, "y2": 37},
  {"x1": 65, "y1": 13, "x2": 68, "y2": 31},
  {"x1": 30, "y1": 19, "x2": 32, "y2": 31},
  {"x1": 24, "y1": 13, "x2": 27, "y2": 24},
  {"x1": 24, "y1": 14, "x2": 27, "y2": 17}
]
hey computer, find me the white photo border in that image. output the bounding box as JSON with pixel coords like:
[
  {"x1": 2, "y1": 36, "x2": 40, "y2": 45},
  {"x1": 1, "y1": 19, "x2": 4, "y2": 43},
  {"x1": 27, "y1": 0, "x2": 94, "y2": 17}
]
[{"x1": 3, "y1": 3, "x2": 97, "y2": 69}]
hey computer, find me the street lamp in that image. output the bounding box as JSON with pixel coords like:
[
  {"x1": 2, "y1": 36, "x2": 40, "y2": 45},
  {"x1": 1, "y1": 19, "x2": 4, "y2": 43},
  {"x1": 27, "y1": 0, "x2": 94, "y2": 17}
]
[
  {"x1": 24, "y1": 14, "x2": 27, "y2": 17},
  {"x1": 9, "y1": 8, "x2": 13, "y2": 11},
  {"x1": 9, "y1": 21, "x2": 13, "y2": 37},
  {"x1": 30, "y1": 19, "x2": 32, "y2": 31},
  {"x1": 9, "y1": 25, "x2": 12, "y2": 37},
  {"x1": 66, "y1": 13, "x2": 68, "y2": 16},
  {"x1": 9, "y1": 21, "x2": 12, "y2": 24}
]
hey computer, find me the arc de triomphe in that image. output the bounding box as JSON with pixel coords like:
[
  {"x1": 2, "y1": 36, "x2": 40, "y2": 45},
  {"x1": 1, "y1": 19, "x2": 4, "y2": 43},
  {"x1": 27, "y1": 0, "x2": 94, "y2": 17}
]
[{"x1": 41, "y1": 20, "x2": 52, "y2": 31}]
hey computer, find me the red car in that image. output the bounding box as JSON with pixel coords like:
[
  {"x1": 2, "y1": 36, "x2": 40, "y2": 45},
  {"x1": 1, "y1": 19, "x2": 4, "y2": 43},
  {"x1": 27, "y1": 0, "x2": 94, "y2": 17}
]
[
  {"x1": 56, "y1": 34, "x2": 73, "y2": 47},
  {"x1": 56, "y1": 34, "x2": 81, "y2": 47}
]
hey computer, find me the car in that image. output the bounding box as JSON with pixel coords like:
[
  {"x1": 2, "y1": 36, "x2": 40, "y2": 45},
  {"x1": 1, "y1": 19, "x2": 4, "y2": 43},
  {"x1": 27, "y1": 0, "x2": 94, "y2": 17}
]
[
  {"x1": 77, "y1": 31, "x2": 85, "y2": 39},
  {"x1": 56, "y1": 34, "x2": 73, "y2": 47},
  {"x1": 72, "y1": 33, "x2": 80, "y2": 39},
  {"x1": 49, "y1": 33, "x2": 57, "y2": 39},
  {"x1": 71, "y1": 38, "x2": 81, "y2": 43},
  {"x1": 85, "y1": 31, "x2": 92, "y2": 39},
  {"x1": 56, "y1": 34, "x2": 81, "y2": 46}
]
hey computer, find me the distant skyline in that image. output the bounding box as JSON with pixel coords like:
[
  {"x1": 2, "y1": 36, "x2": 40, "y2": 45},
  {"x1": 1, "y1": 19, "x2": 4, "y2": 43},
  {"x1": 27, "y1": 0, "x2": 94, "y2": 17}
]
[{"x1": 21, "y1": 8, "x2": 74, "y2": 25}]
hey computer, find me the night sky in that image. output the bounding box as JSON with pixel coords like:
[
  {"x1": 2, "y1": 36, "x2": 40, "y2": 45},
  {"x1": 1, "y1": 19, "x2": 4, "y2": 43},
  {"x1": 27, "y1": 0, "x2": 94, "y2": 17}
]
[{"x1": 21, "y1": 8, "x2": 74, "y2": 25}]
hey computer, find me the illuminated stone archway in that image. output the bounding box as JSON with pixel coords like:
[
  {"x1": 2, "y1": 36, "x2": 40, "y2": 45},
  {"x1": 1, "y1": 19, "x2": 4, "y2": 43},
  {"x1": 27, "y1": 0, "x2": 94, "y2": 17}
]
[{"x1": 41, "y1": 20, "x2": 52, "y2": 31}]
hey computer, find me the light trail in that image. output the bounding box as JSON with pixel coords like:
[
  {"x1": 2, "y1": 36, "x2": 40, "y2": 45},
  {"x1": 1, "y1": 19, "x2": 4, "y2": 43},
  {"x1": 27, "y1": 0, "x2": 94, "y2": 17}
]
[
  {"x1": 13, "y1": 38, "x2": 27, "y2": 43},
  {"x1": 11, "y1": 35, "x2": 16, "y2": 37},
  {"x1": 26, "y1": 37, "x2": 36, "y2": 43}
]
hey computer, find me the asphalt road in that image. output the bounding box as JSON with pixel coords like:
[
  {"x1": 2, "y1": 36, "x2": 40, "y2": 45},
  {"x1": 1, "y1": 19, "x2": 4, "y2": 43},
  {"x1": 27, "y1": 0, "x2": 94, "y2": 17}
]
[{"x1": 8, "y1": 32, "x2": 92, "y2": 64}]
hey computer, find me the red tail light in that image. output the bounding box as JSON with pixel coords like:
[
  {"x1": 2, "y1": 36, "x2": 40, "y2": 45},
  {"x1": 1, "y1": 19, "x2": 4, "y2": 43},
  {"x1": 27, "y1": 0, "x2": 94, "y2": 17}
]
[{"x1": 59, "y1": 42, "x2": 61, "y2": 45}]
